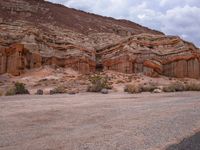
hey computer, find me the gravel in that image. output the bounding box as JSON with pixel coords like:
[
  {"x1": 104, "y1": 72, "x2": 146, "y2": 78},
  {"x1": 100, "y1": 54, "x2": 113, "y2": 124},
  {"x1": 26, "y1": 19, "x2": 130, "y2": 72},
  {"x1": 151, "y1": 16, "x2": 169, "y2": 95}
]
[{"x1": 0, "y1": 92, "x2": 200, "y2": 150}]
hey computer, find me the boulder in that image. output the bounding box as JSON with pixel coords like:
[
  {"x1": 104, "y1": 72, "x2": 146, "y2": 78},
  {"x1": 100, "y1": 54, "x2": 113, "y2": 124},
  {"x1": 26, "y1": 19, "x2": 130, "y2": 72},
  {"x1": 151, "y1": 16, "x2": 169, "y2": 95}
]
[
  {"x1": 101, "y1": 89, "x2": 109, "y2": 94},
  {"x1": 153, "y1": 89, "x2": 162, "y2": 93}
]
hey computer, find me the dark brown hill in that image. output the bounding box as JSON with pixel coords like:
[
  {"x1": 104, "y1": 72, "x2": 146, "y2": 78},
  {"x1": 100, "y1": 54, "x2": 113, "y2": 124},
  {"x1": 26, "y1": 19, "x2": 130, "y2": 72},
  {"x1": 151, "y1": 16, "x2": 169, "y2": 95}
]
[{"x1": 0, "y1": 0, "x2": 163, "y2": 35}]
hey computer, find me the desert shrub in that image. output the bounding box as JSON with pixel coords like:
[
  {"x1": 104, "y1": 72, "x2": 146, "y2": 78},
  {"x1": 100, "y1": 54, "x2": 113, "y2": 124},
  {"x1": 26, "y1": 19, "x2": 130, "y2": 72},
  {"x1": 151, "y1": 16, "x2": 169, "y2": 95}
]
[
  {"x1": 5, "y1": 82, "x2": 29, "y2": 96},
  {"x1": 163, "y1": 81, "x2": 185, "y2": 92},
  {"x1": 163, "y1": 85, "x2": 176, "y2": 93},
  {"x1": 36, "y1": 89, "x2": 44, "y2": 95},
  {"x1": 185, "y1": 82, "x2": 200, "y2": 91},
  {"x1": 50, "y1": 86, "x2": 67, "y2": 95},
  {"x1": 124, "y1": 84, "x2": 142, "y2": 94},
  {"x1": 5, "y1": 87, "x2": 16, "y2": 96},
  {"x1": 142, "y1": 82, "x2": 158, "y2": 92},
  {"x1": 125, "y1": 82, "x2": 159, "y2": 94},
  {"x1": 87, "y1": 75, "x2": 111, "y2": 92},
  {"x1": 14, "y1": 82, "x2": 30, "y2": 94},
  {"x1": 173, "y1": 82, "x2": 186, "y2": 92},
  {"x1": 0, "y1": 90, "x2": 3, "y2": 96}
]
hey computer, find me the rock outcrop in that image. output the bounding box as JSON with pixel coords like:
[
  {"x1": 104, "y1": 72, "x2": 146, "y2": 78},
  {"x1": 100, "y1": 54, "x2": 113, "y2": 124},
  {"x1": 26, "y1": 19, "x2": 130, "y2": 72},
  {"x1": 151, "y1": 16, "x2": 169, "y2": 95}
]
[
  {"x1": 0, "y1": 0, "x2": 200, "y2": 78},
  {"x1": 99, "y1": 34, "x2": 200, "y2": 78}
]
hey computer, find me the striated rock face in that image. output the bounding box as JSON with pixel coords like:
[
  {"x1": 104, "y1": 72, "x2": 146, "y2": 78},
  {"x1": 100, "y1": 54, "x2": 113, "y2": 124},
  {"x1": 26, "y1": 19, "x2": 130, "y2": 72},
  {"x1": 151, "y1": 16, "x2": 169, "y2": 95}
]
[
  {"x1": 0, "y1": 44, "x2": 42, "y2": 76},
  {"x1": 99, "y1": 34, "x2": 200, "y2": 78},
  {"x1": 0, "y1": 0, "x2": 162, "y2": 76},
  {"x1": 0, "y1": 42, "x2": 96, "y2": 75},
  {"x1": 0, "y1": 0, "x2": 200, "y2": 78}
]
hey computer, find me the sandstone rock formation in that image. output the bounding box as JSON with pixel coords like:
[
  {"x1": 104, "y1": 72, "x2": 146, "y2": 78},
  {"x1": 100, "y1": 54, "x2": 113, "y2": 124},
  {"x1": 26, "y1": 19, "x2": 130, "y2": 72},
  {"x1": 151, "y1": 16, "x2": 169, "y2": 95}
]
[
  {"x1": 98, "y1": 34, "x2": 200, "y2": 78},
  {"x1": 0, "y1": 0, "x2": 200, "y2": 78}
]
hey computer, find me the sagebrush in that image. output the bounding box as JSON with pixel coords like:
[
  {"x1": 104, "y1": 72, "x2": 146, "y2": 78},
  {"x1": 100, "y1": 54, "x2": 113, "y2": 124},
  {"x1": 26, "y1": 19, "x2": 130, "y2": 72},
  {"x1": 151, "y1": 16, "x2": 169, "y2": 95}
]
[
  {"x1": 50, "y1": 86, "x2": 67, "y2": 94},
  {"x1": 87, "y1": 75, "x2": 111, "y2": 92},
  {"x1": 124, "y1": 84, "x2": 142, "y2": 93}
]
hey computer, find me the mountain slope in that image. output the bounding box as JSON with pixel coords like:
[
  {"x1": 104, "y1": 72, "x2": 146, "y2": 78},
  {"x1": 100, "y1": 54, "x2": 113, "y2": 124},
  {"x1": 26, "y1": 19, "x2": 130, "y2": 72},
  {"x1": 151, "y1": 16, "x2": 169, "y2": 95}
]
[
  {"x1": 0, "y1": 0, "x2": 200, "y2": 78},
  {"x1": 0, "y1": 0, "x2": 163, "y2": 35}
]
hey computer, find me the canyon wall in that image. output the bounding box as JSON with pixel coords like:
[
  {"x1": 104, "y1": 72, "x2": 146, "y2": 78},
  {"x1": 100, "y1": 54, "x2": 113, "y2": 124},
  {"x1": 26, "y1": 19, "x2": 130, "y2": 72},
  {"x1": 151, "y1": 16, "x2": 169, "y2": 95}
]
[
  {"x1": 0, "y1": 0, "x2": 200, "y2": 79},
  {"x1": 99, "y1": 34, "x2": 200, "y2": 78},
  {"x1": 0, "y1": 44, "x2": 95, "y2": 75}
]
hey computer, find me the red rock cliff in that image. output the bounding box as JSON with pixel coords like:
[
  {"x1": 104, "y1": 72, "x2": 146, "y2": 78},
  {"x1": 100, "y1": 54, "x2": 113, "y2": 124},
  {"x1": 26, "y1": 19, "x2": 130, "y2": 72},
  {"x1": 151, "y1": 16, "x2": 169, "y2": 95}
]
[{"x1": 0, "y1": 0, "x2": 200, "y2": 79}]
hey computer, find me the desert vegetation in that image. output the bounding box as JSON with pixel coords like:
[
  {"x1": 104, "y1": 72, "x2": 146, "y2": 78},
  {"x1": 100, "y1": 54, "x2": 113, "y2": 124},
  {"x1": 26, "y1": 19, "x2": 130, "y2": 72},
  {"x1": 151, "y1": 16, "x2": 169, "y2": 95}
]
[
  {"x1": 35, "y1": 89, "x2": 44, "y2": 95},
  {"x1": 124, "y1": 84, "x2": 142, "y2": 94},
  {"x1": 185, "y1": 82, "x2": 200, "y2": 91},
  {"x1": 163, "y1": 81, "x2": 186, "y2": 92},
  {"x1": 124, "y1": 82, "x2": 159, "y2": 94},
  {"x1": 141, "y1": 82, "x2": 159, "y2": 92},
  {"x1": 50, "y1": 85, "x2": 67, "y2": 95},
  {"x1": 5, "y1": 82, "x2": 30, "y2": 96},
  {"x1": 0, "y1": 90, "x2": 3, "y2": 96},
  {"x1": 163, "y1": 81, "x2": 200, "y2": 92},
  {"x1": 87, "y1": 75, "x2": 111, "y2": 92},
  {"x1": 125, "y1": 81, "x2": 200, "y2": 94}
]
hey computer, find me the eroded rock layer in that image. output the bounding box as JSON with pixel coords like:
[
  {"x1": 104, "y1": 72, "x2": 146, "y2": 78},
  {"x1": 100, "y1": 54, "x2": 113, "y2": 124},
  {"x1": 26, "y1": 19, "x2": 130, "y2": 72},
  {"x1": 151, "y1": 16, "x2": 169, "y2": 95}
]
[
  {"x1": 99, "y1": 34, "x2": 200, "y2": 78},
  {"x1": 0, "y1": 0, "x2": 200, "y2": 78}
]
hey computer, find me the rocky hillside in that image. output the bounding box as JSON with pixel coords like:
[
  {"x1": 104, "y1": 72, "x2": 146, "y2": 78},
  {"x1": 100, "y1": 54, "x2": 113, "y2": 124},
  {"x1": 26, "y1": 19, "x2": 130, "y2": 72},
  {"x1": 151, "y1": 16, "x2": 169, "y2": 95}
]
[
  {"x1": 98, "y1": 34, "x2": 200, "y2": 78},
  {"x1": 0, "y1": 0, "x2": 200, "y2": 78}
]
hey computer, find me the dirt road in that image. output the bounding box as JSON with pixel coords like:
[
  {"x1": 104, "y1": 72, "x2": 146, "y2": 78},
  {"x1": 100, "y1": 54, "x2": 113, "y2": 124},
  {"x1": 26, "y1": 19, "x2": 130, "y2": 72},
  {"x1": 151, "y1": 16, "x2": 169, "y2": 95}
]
[{"x1": 1, "y1": 92, "x2": 200, "y2": 150}]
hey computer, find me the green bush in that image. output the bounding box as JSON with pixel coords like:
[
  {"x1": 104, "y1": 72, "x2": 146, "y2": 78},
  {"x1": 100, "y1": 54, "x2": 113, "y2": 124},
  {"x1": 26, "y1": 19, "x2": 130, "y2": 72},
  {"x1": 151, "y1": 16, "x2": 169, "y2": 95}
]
[
  {"x1": 50, "y1": 86, "x2": 67, "y2": 95},
  {"x1": 5, "y1": 82, "x2": 29, "y2": 96},
  {"x1": 124, "y1": 84, "x2": 142, "y2": 94},
  {"x1": 14, "y1": 82, "x2": 30, "y2": 94},
  {"x1": 87, "y1": 75, "x2": 111, "y2": 92}
]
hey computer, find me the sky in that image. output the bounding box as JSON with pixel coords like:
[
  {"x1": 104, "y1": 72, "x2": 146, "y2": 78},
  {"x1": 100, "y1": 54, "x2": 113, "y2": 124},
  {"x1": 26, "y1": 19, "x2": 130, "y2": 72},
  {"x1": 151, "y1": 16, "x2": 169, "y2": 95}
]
[{"x1": 48, "y1": 0, "x2": 200, "y2": 47}]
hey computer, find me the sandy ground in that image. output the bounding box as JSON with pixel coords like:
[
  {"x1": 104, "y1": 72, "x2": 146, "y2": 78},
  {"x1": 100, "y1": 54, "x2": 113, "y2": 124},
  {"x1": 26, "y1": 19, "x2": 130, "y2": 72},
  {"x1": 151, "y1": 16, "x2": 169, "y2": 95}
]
[
  {"x1": 2, "y1": 67, "x2": 199, "y2": 95},
  {"x1": 0, "y1": 92, "x2": 200, "y2": 150}
]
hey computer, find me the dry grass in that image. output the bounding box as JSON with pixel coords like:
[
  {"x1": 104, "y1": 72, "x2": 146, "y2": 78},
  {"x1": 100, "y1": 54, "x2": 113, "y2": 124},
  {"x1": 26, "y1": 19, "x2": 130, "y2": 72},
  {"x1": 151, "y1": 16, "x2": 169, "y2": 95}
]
[
  {"x1": 5, "y1": 87, "x2": 16, "y2": 96},
  {"x1": 50, "y1": 86, "x2": 67, "y2": 95},
  {"x1": 124, "y1": 84, "x2": 142, "y2": 94},
  {"x1": 163, "y1": 81, "x2": 185, "y2": 92},
  {"x1": 0, "y1": 90, "x2": 3, "y2": 96},
  {"x1": 163, "y1": 81, "x2": 200, "y2": 92},
  {"x1": 185, "y1": 82, "x2": 200, "y2": 91},
  {"x1": 125, "y1": 82, "x2": 159, "y2": 94},
  {"x1": 142, "y1": 82, "x2": 158, "y2": 92}
]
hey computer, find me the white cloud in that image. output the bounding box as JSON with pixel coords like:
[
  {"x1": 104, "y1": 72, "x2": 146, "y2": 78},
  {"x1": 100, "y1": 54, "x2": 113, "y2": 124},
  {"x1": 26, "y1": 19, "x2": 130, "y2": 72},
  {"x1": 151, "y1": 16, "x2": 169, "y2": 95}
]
[{"x1": 161, "y1": 5, "x2": 200, "y2": 46}]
